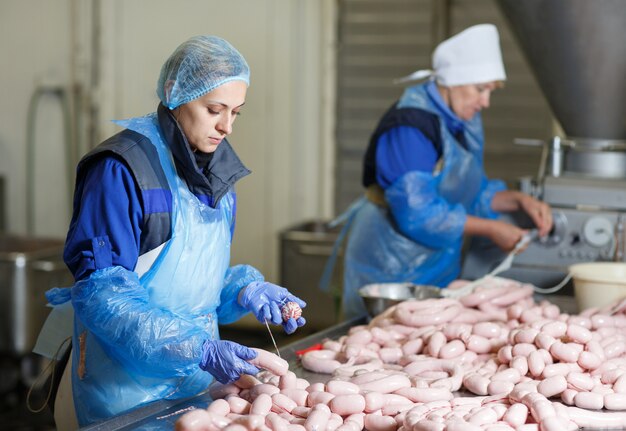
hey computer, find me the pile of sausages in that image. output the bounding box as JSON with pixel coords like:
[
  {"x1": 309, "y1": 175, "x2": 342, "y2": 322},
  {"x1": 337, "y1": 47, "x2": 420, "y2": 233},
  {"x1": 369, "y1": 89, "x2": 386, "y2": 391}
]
[{"x1": 175, "y1": 277, "x2": 626, "y2": 431}]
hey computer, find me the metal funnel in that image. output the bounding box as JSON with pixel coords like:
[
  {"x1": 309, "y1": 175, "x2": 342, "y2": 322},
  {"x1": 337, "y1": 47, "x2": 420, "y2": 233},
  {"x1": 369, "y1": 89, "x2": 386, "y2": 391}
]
[{"x1": 497, "y1": 0, "x2": 626, "y2": 141}]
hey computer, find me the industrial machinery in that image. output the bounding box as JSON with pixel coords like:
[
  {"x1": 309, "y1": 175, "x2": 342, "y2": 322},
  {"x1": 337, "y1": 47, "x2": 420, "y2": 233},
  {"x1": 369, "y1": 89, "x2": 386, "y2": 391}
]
[{"x1": 462, "y1": 0, "x2": 626, "y2": 290}]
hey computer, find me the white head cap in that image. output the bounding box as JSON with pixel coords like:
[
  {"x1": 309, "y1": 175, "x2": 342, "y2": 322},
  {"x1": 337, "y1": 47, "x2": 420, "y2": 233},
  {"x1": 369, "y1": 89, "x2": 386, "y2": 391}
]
[{"x1": 395, "y1": 24, "x2": 506, "y2": 87}]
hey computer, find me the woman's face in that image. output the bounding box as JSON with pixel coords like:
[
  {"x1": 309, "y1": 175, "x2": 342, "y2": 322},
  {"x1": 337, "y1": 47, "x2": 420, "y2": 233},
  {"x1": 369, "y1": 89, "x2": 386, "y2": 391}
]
[
  {"x1": 441, "y1": 82, "x2": 499, "y2": 121},
  {"x1": 172, "y1": 80, "x2": 247, "y2": 153}
]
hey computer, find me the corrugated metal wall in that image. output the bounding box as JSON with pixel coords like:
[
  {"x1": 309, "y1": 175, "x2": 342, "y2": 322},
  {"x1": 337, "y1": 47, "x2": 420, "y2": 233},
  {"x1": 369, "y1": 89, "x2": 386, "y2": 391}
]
[{"x1": 334, "y1": 0, "x2": 554, "y2": 213}]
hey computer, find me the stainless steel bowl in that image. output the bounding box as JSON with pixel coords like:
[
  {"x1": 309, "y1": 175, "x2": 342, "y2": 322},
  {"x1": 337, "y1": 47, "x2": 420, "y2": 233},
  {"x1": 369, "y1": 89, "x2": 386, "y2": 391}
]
[{"x1": 358, "y1": 282, "x2": 442, "y2": 316}]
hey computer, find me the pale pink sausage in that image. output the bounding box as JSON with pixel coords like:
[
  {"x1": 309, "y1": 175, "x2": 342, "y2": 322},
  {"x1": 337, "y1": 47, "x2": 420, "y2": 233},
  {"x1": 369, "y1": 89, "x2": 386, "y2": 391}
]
[
  {"x1": 227, "y1": 396, "x2": 251, "y2": 414},
  {"x1": 541, "y1": 321, "x2": 567, "y2": 338},
  {"x1": 250, "y1": 348, "x2": 289, "y2": 376},
  {"x1": 345, "y1": 330, "x2": 373, "y2": 345},
  {"x1": 363, "y1": 414, "x2": 398, "y2": 431},
  {"x1": 303, "y1": 404, "x2": 330, "y2": 431},
  {"x1": 379, "y1": 347, "x2": 403, "y2": 363},
  {"x1": 292, "y1": 406, "x2": 311, "y2": 418},
  {"x1": 613, "y1": 373, "x2": 626, "y2": 393},
  {"x1": 364, "y1": 391, "x2": 384, "y2": 412},
  {"x1": 207, "y1": 398, "x2": 230, "y2": 416},
  {"x1": 604, "y1": 393, "x2": 626, "y2": 410},
  {"x1": 251, "y1": 393, "x2": 273, "y2": 415},
  {"x1": 231, "y1": 414, "x2": 265, "y2": 430},
  {"x1": 537, "y1": 375, "x2": 567, "y2": 398},
  {"x1": 306, "y1": 382, "x2": 325, "y2": 393},
  {"x1": 300, "y1": 351, "x2": 341, "y2": 374},
  {"x1": 566, "y1": 372, "x2": 594, "y2": 391},
  {"x1": 604, "y1": 340, "x2": 626, "y2": 359},
  {"x1": 234, "y1": 374, "x2": 262, "y2": 389},
  {"x1": 306, "y1": 391, "x2": 335, "y2": 406},
  {"x1": 209, "y1": 383, "x2": 241, "y2": 399},
  {"x1": 249, "y1": 383, "x2": 280, "y2": 399},
  {"x1": 511, "y1": 343, "x2": 537, "y2": 357},
  {"x1": 491, "y1": 368, "x2": 521, "y2": 383},
  {"x1": 439, "y1": 340, "x2": 466, "y2": 359},
  {"x1": 565, "y1": 404, "x2": 626, "y2": 429},
  {"x1": 394, "y1": 387, "x2": 453, "y2": 403},
  {"x1": 265, "y1": 412, "x2": 289, "y2": 431},
  {"x1": 401, "y1": 338, "x2": 424, "y2": 356},
  {"x1": 566, "y1": 324, "x2": 592, "y2": 344},
  {"x1": 496, "y1": 346, "x2": 513, "y2": 364},
  {"x1": 175, "y1": 409, "x2": 215, "y2": 431},
  {"x1": 534, "y1": 333, "x2": 556, "y2": 351},
  {"x1": 326, "y1": 380, "x2": 360, "y2": 396},
  {"x1": 514, "y1": 328, "x2": 539, "y2": 344},
  {"x1": 577, "y1": 351, "x2": 602, "y2": 370},
  {"x1": 328, "y1": 394, "x2": 366, "y2": 416},
  {"x1": 394, "y1": 304, "x2": 460, "y2": 327},
  {"x1": 427, "y1": 332, "x2": 447, "y2": 357},
  {"x1": 549, "y1": 341, "x2": 579, "y2": 363},
  {"x1": 472, "y1": 322, "x2": 501, "y2": 339},
  {"x1": 560, "y1": 388, "x2": 578, "y2": 405},
  {"x1": 487, "y1": 380, "x2": 514, "y2": 396},
  {"x1": 600, "y1": 367, "x2": 624, "y2": 385},
  {"x1": 467, "y1": 406, "x2": 498, "y2": 426},
  {"x1": 279, "y1": 389, "x2": 308, "y2": 407},
  {"x1": 510, "y1": 356, "x2": 529, "y2": 376},
  {"x1": 358, "y1": 374, "x2": 411, "y2": 393},
  {"x1": 502, "y1": 403, "x2": 528, "y2": 428},
  {"x1": 272, "y1": 393, "x2": 298, "y2": 414},
  {"x1": 327, "y1": 413, "x2": 343, "y2": 431},
  {"x1": 463, "y1": 374, "x2": 490, "y2": 396},
  {"x1": 574, "y1": 391, "x2": 604, "y2": 409},
  {"x1": 278, "y1": 371, "x2": 297, "y2": 390}
]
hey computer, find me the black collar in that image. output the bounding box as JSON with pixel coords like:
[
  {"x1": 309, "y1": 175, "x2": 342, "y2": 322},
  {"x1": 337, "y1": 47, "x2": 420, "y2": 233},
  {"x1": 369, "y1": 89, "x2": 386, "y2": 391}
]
[{"x1": 156, "y1": 103, "x2": 251, "y2": 207}]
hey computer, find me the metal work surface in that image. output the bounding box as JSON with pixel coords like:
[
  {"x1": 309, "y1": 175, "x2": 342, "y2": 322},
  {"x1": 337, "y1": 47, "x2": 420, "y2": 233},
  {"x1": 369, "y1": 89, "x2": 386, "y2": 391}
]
[{"x1": 80, "y1": 296, "x2": 579, "y2": 430}]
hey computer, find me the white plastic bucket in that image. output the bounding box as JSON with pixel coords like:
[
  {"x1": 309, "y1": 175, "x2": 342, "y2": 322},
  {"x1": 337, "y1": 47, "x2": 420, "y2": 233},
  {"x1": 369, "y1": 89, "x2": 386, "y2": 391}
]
[{"x1": 569, "y1": 262, "x2": 626, "y2": 311}]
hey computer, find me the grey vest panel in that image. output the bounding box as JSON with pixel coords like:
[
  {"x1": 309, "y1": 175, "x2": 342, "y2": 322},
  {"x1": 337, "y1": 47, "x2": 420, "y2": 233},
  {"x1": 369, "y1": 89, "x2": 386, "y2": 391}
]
[{"x1": 77, "y1": 129, "x2": 172, "y2": 255}]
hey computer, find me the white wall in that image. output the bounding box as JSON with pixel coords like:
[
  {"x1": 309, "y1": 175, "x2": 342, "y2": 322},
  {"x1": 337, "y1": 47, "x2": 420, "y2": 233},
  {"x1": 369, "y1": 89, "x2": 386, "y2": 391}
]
[{"x1": 0, "y1": 0, "x2": 336, "y2": 281}]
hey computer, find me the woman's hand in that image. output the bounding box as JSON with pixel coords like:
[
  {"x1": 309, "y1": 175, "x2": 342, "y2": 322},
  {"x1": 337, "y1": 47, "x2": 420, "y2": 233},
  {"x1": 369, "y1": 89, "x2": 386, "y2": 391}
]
[
  {"x1": 487, "y1": 220, "x2": 527, "y2": 252},
  {"x1": 198, "y1": 340, "x2": 260, "y2": 384},
  {"x1": 239, "y1": 282, "x2": 307, "y2": 334},
  {"x1": 492, "y1": 191, "x2": 553, "y2": 237},
  {"x1": 518, "y1": 194, "x2": 553, "y2": 237}
]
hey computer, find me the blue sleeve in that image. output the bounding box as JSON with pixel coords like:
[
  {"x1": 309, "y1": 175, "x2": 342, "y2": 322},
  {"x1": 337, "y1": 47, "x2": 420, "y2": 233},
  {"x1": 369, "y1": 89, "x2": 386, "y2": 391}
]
[
  {"x1": 217, "y1": 264, "x2": 264, "y2": 324},
  {"x1": 64, "y1": 157, "x2": 143, "y2": 281},
  {"x1": 375, "y1": 126, "x2": 439, "y2": 189},
  {"x1": 71, "y1": 266, "x2": 205, "y2": 378},
  {"x1": 470, "y1": 176, "x2": 507, "y2": 219},
  {"x1": 385, "y1": 171, "x2": 467, "y2": 248}
]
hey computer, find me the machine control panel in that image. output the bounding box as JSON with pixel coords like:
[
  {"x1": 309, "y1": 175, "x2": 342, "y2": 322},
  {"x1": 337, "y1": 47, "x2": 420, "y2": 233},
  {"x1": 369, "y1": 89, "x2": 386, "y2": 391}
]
[
  {"x1": 582, "y1": 216, "x2": 614, "y2": 248},
  {"x1": 514, "y1": 208, "x2": 621, "y2": 267}
]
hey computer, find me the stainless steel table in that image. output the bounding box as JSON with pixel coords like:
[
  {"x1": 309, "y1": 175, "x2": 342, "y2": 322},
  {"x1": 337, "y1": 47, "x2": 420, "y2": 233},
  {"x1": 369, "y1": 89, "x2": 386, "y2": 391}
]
[{"x1": 80, "y1": 295, "x2": 580, "y2": 430}]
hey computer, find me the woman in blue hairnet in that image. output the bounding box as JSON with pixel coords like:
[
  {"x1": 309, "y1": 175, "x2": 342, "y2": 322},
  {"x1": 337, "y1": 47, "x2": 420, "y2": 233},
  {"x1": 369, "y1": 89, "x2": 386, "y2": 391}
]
[
  {"x1": 340, "y1": 24, "x2": 553, "y2": 319},
  {"x1": 39, "y1": 35, "x2": 306, "y2": 428}
]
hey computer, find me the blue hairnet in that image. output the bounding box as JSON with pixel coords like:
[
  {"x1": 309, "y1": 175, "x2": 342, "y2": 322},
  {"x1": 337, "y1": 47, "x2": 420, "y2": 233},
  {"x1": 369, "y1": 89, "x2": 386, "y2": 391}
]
[{"x1": 157, "y1": 35, "x2": 250, "y2": 109}]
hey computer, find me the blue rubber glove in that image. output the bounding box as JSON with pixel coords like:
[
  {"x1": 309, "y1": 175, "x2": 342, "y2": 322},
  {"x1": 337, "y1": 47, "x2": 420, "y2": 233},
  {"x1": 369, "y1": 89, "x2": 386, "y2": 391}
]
[
  {"x1": 198, "y1": 340, "x2": 260, "y2": 384},
  {"x1": 239, "y1": 281, "x2": 307, "y2": 334}
]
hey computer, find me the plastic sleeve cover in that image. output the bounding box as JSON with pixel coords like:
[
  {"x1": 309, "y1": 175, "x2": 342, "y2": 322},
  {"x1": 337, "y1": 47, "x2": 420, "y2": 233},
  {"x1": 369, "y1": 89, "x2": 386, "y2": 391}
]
[
  {"x1": 385, "y1": 170, "x2": 467, "y2": 248},
  {"x1": 71, "y1": 266, "x2": 206, "y2": 378},
  {"x1": 470, "y1": 177, "x2": 507, "y2": 219},
  {"x1": 217, "y1": 264, "x2": 264, "y2": 324}
]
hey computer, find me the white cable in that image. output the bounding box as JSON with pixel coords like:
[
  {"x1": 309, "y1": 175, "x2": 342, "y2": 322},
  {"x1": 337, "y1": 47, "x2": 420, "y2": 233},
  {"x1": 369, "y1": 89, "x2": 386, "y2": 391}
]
[{"x1": 532, "y1": 272, "x2": 573, "y2": 294}]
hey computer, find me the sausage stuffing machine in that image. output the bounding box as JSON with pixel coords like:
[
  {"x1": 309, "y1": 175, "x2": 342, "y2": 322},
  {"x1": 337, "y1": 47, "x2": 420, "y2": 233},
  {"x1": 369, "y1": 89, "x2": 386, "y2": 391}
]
[{"x1": 462, "y1": 0, "x2": 626, "y2": 290}]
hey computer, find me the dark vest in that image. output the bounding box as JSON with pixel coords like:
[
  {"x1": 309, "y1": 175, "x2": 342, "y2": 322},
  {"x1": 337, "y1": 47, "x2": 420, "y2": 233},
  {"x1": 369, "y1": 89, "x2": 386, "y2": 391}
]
[
  {"x1": 362, "y1": 104, "x2": 443, "y2": 188},
  {"x1": 77, "y1": 130, "x2": 172, "y2": 255}
]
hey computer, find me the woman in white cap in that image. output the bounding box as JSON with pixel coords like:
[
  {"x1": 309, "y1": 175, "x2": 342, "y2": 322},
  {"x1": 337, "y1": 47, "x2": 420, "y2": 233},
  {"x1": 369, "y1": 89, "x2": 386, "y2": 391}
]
[
  {"x1": 36, "y1": 35, "x2": 306, "y2": 428},
  {"x1": 338, "y1": 24, "x2": 552, "y2": 319}
]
